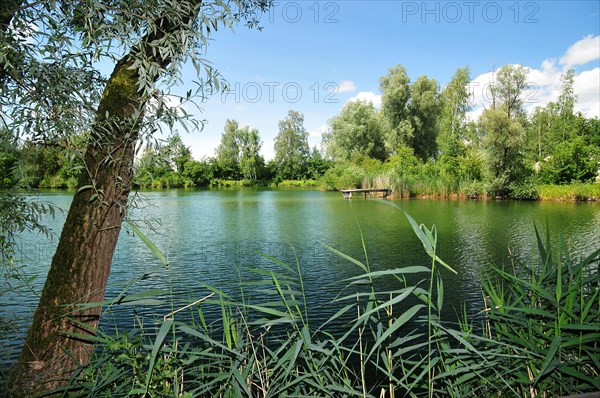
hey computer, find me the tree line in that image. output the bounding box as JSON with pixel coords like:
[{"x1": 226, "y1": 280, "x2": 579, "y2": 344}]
[
  {"x1": 321, "y1": 65, "x2": 599, "y2": 198},
  {"x1": 1, "y1": 110, "x2": 331, "y2": 189},
  {"x1": 2, "y1": 65, "x2": 599, "y2": 197}
]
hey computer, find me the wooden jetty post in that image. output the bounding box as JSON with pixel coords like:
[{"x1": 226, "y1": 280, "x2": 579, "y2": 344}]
[{"x1": 340, "y1": 188, "x2": 391, "y2": 199}]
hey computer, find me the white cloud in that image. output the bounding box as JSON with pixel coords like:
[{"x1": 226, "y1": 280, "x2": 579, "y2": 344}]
[
  {"x1": 337, "y1": 80, "x2": 357, "y2": 93},
  {"x1": 559, "y1": 35, "x2": 600, "y2": 68},
  {"x1": 347, "y1": 91, "x2": 382, "y2": 107},
  {"x1": 308, "y1": 124, "x2": 328, "y2": 138},
  {"x1": 467, "y1": 37, "x2": 600, "y2": 120},
  {"x1": 574, "y1": 67, "x2": 600, "y2": 118}
]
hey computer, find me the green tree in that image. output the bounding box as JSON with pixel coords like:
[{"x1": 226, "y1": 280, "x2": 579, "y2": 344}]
[
  {"x1": 538, "y1": 135, "x2": 599, "y2": 184},
  {"x1": 215, "y1": 119, "x2": 243, "y2": 179},
  {"x1": 557, "y1": 69, "x2": 575, "y2": 117},
  {"x1": 380, "y1": 65, "x2": 440, "y2": 160},
  {"x1": 307, "y1": 146, "x2": 332, "y2": 179},
  {"x1": 13, "y1": 134, "x2": 85, "y2": 189},
  {"x1": 408, "y1": 75, "x2": 440, "y2": 160},
  {"x1": 182, "y1": 158, "x2": 213, "y2": 186},
  {"x1": 274, "y1": 110, "x2": 310, "y2": 179},
  {"x1": 135, "y1": 132, "x2": 192, "y2": 184},
  {"x1": 525, "y1": 70, "x2": 599, "y2": 184},
  {"x1": 490, "y1": 64, "x2": 528, "y2": 119},
  {"x1": 380, "y1": 64, "x2": 412, "y2": 155},
  {"x1": 479, "y1": 108, "x2": 525, "y2": 195},
  {"x1": 546, "y1": 70, "x2": 580, "y2": 144},
  {"x1": 582, "y1": 117, "x2": 600, "y2": 148},
  {"x1": 215, "y1": 120, "x2": 263, "y2": 180},
  {"x1": 163, "y1": 132, "x2": 192, "y2": 174},
  {"x1": 324, "y1": 100, "x2": 386, "y2": 161},
  {"x1": 527, "y1": 106, "x2": 552, "y2": 162},
  {"x1": 3, "y1": 1, "x2": 271, "y2": 394},
  {"x1": 238, "y1": 126, "x2": 263, "y2": 180},
  {"x1": 479, "y1": 64, "x2": 529, "y2": 195},
  {"x1": 437, "y1": 67, "x2": 472, "y2": 158}
]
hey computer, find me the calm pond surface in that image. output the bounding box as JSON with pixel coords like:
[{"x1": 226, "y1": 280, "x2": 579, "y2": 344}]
[{"x1": 2, "y1": 189, "x2": 600, "y2": 362}]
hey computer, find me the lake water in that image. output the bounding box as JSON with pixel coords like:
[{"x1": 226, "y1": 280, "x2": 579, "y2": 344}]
[{"x1": 2, "y1": 189, "x2": 600, "y2": 362}]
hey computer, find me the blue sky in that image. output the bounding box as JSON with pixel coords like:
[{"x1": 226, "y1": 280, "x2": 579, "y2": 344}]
[{"x1": 166, "y1": 1, "x2": 600, "y2": 160}]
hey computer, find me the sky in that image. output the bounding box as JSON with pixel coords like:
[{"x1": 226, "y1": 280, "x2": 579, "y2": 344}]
[{"x1": 164, "y1": 1, "x2": 600, "y2": 160}]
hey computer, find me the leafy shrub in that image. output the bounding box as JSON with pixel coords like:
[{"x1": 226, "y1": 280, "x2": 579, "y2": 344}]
[
  {"x1": 460, "y1": 180, "x2": 486, "y2": 199},
  {"x1": 275, "y1": 179, "x2": 318, "y2": 188},
  {"x1": 319, "y1": 163, "x2": 365, "y2": 191},
  {"x1": 510, "y1": 180, "x2": 540, "y2": 200}
]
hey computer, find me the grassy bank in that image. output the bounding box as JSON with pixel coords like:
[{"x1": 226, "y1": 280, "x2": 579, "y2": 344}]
[
  {"x1": 538, "y1": 183, "x2": 600, "y2": 201},
  {"x1": 24, "y1": 174, "x2": 600, "y2": 202}
]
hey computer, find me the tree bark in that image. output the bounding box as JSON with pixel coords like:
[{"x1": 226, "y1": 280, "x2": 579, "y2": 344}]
[
  {"x1": 8, "y1": 3, "x2": 199, "y2": 395},
  {"x1": 9, "y1": 56, "x2": 142, "y2": 396}
]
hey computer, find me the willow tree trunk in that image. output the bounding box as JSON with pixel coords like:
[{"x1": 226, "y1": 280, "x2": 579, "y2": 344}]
[
  {"x1": 8, "y1": 5, "x2": 200, "y2": 395},
  {"x1": 8, "y1": 57, "x2": 143, "y2": 396}
]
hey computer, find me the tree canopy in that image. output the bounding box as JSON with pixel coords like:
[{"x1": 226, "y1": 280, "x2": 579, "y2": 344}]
[
  {"x1": 274, "y1": 110, "x2": 310, "y2": 180},
  {"x1": 324, "y1": 100, "x2": 386, "y2": 161}
]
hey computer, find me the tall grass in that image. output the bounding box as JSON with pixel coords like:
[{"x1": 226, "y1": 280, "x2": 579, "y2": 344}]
[
  {"x1": 29, "y1": 207, "x2": 599, "y2": 397},
  {"x1": 460, "y1": 225, "x2": 600, "y2": 396},
  {"x1": 538, "y1": 183, "x2": 600, "y2": 201}
]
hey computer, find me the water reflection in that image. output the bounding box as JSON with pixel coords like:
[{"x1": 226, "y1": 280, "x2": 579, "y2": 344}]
[{"x1": 2, "y1": 190, "x2": 599, "y2": 364}]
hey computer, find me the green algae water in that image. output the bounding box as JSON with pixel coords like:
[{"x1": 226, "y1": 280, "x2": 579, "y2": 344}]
[{"x1": 2, "y1": 189, "x2": 599, "y2": 362}]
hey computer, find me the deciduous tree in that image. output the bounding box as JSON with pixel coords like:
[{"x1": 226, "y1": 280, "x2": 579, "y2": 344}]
[
  {"x1": 490, "y1": 64, "x2": 528, "y2": 119},
  {"x1": 215, "y1": 119, "x2": 263, "y2": 180},
  {"x1": 479, "y1": 108, "x2": 525, "y2": 195},
  {"x1": 3, "y1": 1, "x2": 271, "y2": 394},
  {"x1": 408, "y1": 75, "x2": 440, "y2": 160},
  {"x1": 380, "y1": 64, "x2": 412, "y2": 155},
  {"x1": 216, "y1": 119, "x2": 243, "y2": 178},
  {"x1": 324, "y1": 100, "x2": 386, "y2": 161},
  {"x1": 274, "y1": 110, "x2": 310, "y2": 180},
  {"x1": 437, "y1": 67, "x2": 471, "y2": 158}
]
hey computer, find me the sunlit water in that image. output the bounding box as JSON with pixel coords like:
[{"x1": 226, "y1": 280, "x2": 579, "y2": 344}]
[{"x1": 2, "y1": 189, "x2": 599, "y2": 363}]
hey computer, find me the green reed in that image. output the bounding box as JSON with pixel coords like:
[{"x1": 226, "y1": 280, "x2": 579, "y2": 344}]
[{"x1": 46, "y1": 207, "x2": 599, "y2": 398}]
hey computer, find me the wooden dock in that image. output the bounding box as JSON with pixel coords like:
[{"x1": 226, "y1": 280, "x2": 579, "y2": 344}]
[{"x1": 340, "y1": 188, "x2": 391, "y2": 199}]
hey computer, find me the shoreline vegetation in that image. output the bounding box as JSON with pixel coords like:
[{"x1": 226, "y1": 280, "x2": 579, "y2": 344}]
[
  {"x1": 21, "y1": 180, "x2": 600, "y2": 202},
  {"x1": 3, "y1": 65, "x2": 599, "y2": 203}
]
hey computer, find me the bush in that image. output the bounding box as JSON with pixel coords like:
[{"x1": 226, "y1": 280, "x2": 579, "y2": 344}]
[
  {"x1": 510, "y1": 180, "x2": 540, "y2": 200},
  {"x1": 460, "y1": 180, "x2": 486, "y2": 199},
  {"x1": 319, "y1": 163, "x2": 365, "y2": 191},
  {"x1": 275, "y1": 179, "x2": 318, "y2": 188},
  {"x1": 538, "y1": 137, "x2": 599, "y2": 184}
]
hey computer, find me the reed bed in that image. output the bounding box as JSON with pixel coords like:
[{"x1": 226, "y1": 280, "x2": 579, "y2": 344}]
[{"x1": 22, "y1": 206, "x2": 599, "y2": 397}]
